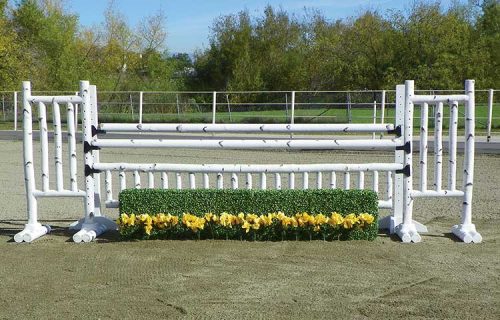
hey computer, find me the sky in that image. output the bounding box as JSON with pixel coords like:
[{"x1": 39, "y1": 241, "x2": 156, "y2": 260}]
[{"x1": 63, "y1": 0, "x2": 464, "y2": 54}]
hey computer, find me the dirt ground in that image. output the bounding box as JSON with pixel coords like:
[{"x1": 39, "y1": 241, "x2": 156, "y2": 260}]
[{"x1": 0, "y1": 140, "x2": 499, "y2": 319}]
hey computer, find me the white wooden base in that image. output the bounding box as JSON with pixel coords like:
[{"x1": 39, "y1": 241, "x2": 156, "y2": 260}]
[
  {"x1": 451, "y1": 224, "x2": 482, "y2": 243},
  {"x1": 395, "y1": 223, "x2": 422, "y2": 243},
  {"x1": 379, "y1": 216, "x2": 428, "y2": 235},
  {"x1": 14, "y1": 223, "x2": 51, "y2": 243},
  {"x1": 70, "y1": 216, "x2": 117, "y2": 243}
]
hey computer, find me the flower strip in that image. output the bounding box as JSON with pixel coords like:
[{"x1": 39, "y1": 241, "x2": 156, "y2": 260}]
[{"x1": 117, "y1": 211, "x2": 375, "y2": 241}]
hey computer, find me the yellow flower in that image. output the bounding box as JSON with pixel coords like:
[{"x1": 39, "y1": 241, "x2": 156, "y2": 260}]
[
  {"x1": 164, "y1": 213, "x2": 179, "y2": 227},
  {"x1": 259, "y1": 214, "x2": 273, "y2": 226},
  {"x1": 343, "y1": 213, "x2": 359, "y2": 229},
  {"x1": 138, "y1": 214, "x2": 152, "y2": 225},
  {"x1": 183, "y1": 214, "x2": 204, "y2": 232},
  {"x1": 315, "y1": 214, "x2": 328, "y2": 226},
  {"x1": 306, "y1": 214, "x2": 316, "y2": 226},
  {"x1": 129, "y1": 214, "x2": 136, "y2": 226},
  {"x1": 329, "y1": 212, "x2": 344, "y2": 226},
  {"x1": 144, "y1": 224, "x2": 153, "y2": 235},
  {"x1": 358, "y1": 213, "x2": 375, "y2": 227},
  {"x1": 242, "y1": 220, "x2": 252, "y2": 233},
  {"x1": 205, "y1": 212, "x2": 218, "y2": 222},
  {"x1": 219, "y1": 212, "x2": 233, "y2": 228},
  {"x1": 295, "y1": 213, "x2": 306, "y2": 227},
  {"x1": 246, "y1": 213, "x2": 259, "y2": 223},
  {"x1": 118, "y1": 213, "x2": 129, "y2": 226},
  {"x1": 169, "y1": 215, "x2": 179, "y2": 226},
  {"x1": 280, "y1": 216, "x2": 291, "y2": 228},
  {"x1": 152, "y1": 214, "x2": 165, "y2": 228},
  {"x1": 277, "y1": 212, "x2": 286, "y2": 220}
]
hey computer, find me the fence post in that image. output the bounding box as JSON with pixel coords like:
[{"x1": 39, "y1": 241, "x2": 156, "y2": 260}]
[
  {"x1": 74, "y1": 91, "x2": 79, "y2": 134},
  {"x1": 393, "y1": 80, "x2": 420, "y2": 243},
  {"x1": 14, "y1": 92, "x2": 18, "y2": 131},
  {"x1": 212, "y1": 91, "x2": 216, "y2": 124},
  {"x1": 226, "y1": 94, "x2": 232, "y2": 122},
  {"x1": 285, "y1": 93, "x2": 289, "y2": 121},
  {"x1": 452, "y1": 80, "x2": 481, "y2": 243},
  {"x1": 347, "y1": 93, "x2": 352, "y2": 123},
  {"x1": 380, "y1": 90, "x2": 386, "y2": 139},
  {"x1": 487, "y1": 89, "x2": 493, "y2": 142},
  {"x1": 139, "y1": 91, "x2": 143, "y2": 124},
  {"x1": 2, "y1": 94, "x2": 5, "y2": 122},
  {"x1": 372, "y1": 100, "x2": 377, "y2": 139},
  {"x1": 129, "y1": 93, "x2": 134, "y2": 121},
  {"x1": 291, "y1": 91, "x2": 295, "y2": 125},
  {"x1": 176, "y1": 93, "x2": 180, "y2": 116}
]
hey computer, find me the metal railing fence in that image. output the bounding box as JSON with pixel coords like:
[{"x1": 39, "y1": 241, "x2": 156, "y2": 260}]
[{"x1": 1, "y1": 88, "x2": 498, "y2": 141}]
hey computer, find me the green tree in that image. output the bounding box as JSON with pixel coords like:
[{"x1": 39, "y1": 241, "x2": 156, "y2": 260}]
[
  {"x1": 253, "y1": 6, "x2": 307, "y2": 90},
  {"x1": 12, "y1": 0, "x2": 82, "y2": 89},
  {"x1": 336, "y1": 11, "x2": 395, "y2": 89},
  {"x1": 388, "y1": 2, "x2": 479, "y2": 89},
  {"x1": 195, "y1": 10, "x2": 254, "y2": 90},
  {"x1": 0, "y1": 0, "x2": 26, "y2": 89},
  {"x1": 476, "y1": 0, "x2": 500, "y2": 87}
]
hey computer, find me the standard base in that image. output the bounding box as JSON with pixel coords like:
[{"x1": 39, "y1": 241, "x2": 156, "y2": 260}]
[
  {"x1": 379, "y1": 216, "x2": 428, "y2": 235},
  {"x1": 395, "y1": 223, "x2": 422, "y2": 243},
  {"x1": 14, "y1": 223, "x2": 51, "y2": 243},
  {"x1": 451, "y1": 224, "x2": 482, "y2": 243},
  {"x1": 70, "y1": 216, "x2": 117, "y2": 243}
]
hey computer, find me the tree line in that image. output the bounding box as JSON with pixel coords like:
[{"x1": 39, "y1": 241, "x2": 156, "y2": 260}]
[{"x1": 0, "y1": 0, "x2": 498, "y2": 92}]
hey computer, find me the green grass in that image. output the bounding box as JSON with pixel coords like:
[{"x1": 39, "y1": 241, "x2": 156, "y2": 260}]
[
  {"x1": 126, "y1": 103, "x2": 500, "y2": 130},
  {"x1": 1, "y1": 103, "x2": 498, "y2": 132}
]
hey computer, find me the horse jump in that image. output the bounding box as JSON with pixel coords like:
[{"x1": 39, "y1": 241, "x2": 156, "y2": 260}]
[{"x1": 15, "y1": 80, "x2": 481, "y2": 243}]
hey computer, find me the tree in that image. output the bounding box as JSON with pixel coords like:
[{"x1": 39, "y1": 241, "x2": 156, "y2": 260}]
[
  {"x1": 388, "y1": 2, "x2": 480, "y2": 89},
  {"x1": 12, "y1": 0, "x2": 82, "y2": 89},
  {"x1": 253, "y1": 6, "x2": 307, "y2": 90},
  {"x1": 138, "y1": 10, "x2": 167, "y2": 52},
  {"x1": 0, "y1": 0, "x2": 26, "y2": 89},
  {"x1": 476, "y1": 0, "x2": 500, "y2": 87}
]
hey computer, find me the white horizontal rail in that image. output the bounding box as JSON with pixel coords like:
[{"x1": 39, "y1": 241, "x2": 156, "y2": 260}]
[
  {"x1": 378, "y1": 200, "x2": 393, "y2": 209},
  {"x1": 28, "y1": 95, "x2": 83, "y2": 104},
  {"x1": 411, "y1": 190, "x2": 464, "y2": 198},
  {"x1": 105, "y1": 200, "x2": 119, "y2": 208},
  {"x1": 93, "y1": 138, "x2": 401, "y2": 150},
  {"x1": 33, "y1": 190, "x2": 86, "y2": 197},
  {"x1": 411, "y1": 95, "x2": 468, "y2": 104},
  {"x1": 93, "y1": 162, "x2": 403, "y2": 173},
  {"x1": 99, "y1": 123, "x2": 395, "y2": 133}
]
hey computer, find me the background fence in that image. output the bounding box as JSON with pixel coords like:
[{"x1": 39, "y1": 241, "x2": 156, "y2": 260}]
[{"x1": 0, "y1": 88, "x2": 498, "y2": 140}]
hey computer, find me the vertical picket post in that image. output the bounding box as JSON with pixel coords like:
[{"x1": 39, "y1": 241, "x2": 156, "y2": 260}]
[
  {"x1": 14, "y1": 91, "x2": 18, "y2": 131},
  {"x1": 212, "y1": 91, "x2": 217, "y2": 124},
  {"x1": 487, "y1": 89, "x2": 493, "y2": 142},
  {"x1": 452, "y1": 80, "x2": 481, "y2": 243},
  {"x1": 419, "y1": 103, "x2": 428, "y2": 191},
  {"x1": 379, "y1": 90, "x2": 386, "y2": 139},
  {"x1": 139, "y1": 91, "x2": 143, "y2": 124},
  {"x1": 397, "y1": 80, "x2": 421, "y2": 243}
]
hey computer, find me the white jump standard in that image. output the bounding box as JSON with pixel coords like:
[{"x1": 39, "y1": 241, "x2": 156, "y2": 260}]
[{"x1": 15, "y1": 80, "x2": 482, "y2": 243}]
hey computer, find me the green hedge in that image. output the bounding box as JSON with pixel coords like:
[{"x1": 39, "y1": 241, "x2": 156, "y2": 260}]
[{"x1": 118, "y1": 188, "x2": 379, "y2": 241}]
